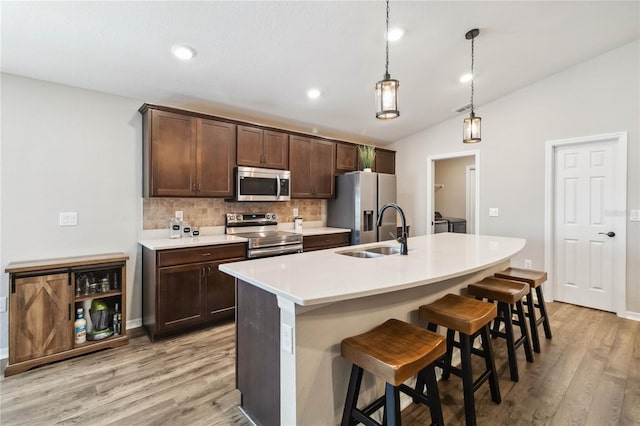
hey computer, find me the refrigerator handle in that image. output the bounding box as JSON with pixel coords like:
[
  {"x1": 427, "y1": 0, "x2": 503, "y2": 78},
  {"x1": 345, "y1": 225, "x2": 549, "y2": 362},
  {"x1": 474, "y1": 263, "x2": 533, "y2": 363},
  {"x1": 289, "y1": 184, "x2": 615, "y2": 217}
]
[{"x1": 363, "y1": 210, "x2": 374, "y2": 231}]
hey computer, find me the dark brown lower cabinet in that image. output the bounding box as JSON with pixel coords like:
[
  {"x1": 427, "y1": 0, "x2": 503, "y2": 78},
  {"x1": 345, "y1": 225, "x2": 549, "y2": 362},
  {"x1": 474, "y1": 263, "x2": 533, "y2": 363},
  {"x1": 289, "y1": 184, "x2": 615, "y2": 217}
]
[
  {"x1": 142, "y1": 243, "x2": 245, "y2": 340},
  {"x1": 303, "y1": 231, "x2": 351, "y2": 252}
]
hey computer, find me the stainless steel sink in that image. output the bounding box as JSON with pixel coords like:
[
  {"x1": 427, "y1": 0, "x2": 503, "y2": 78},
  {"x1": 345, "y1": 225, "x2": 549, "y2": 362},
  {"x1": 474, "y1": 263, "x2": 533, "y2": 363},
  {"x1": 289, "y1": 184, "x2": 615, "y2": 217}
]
[
  {"x1": 337, "y1": 250, "x2": 384, "y2": 258},
  {"x1": 364, "y1": 246, "x2": 402, "y2": 255},
  {"x1": 337, "y1": 245, "x2": 406, "y2": 258}
]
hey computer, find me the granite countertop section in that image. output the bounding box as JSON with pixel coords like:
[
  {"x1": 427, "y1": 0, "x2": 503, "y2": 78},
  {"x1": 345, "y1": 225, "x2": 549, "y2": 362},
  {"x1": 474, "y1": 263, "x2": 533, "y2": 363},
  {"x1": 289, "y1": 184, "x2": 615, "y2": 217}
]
[
  {"x1": 219, "y1": 233, "x2": 526, "y2": 307},
  {"x1": 138, "y1": 235, "x2": 248, "y2": 250}
]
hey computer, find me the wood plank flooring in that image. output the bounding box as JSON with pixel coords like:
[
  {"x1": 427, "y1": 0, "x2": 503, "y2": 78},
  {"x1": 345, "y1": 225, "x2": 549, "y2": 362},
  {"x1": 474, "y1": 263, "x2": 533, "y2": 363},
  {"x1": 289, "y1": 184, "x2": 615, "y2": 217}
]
[{"x1": 0, "y1": 302, "x2": 638, "y2": 425}]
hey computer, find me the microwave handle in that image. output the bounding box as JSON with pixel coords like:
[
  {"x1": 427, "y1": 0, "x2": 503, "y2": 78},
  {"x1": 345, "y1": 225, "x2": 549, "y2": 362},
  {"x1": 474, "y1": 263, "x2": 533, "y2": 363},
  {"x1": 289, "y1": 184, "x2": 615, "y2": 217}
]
[{"x1": 276, "y1": 174, "x2": 281, "y2": 199}]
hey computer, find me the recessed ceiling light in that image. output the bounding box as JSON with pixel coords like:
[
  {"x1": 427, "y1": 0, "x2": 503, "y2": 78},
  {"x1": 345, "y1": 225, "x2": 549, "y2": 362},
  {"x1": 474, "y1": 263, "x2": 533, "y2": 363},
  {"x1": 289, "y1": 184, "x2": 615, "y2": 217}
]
[
  {"x1": 387, "y1": 28, "x2": 404, "y2": 42},
  {"x1": 171, "y1": 45, "x2": 196, "y2": 61},
  {"x1": 459, "y1": 73, "x2": 473, "y2": 83},
  {"x1": 307, "y1": 89, "x2": 321, "y2": 99}
]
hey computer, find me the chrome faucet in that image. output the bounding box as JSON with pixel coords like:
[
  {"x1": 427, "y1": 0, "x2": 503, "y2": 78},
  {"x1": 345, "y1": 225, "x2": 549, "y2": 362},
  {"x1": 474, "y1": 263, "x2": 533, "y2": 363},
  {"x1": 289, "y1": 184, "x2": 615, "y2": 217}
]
[{"x1": 377, "y1": 203, "x2": 408, "y2": 255}]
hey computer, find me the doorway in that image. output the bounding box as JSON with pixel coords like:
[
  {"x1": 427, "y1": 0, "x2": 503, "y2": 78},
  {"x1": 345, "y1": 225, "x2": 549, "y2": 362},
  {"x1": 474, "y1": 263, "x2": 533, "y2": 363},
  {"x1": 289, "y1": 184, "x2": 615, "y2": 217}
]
[
  {"x1": 544, "y1": 132, "x2": 627, "y2": 315},
  {"x1": 426, "y1": 150, "x2": 480, "y2": 235}
]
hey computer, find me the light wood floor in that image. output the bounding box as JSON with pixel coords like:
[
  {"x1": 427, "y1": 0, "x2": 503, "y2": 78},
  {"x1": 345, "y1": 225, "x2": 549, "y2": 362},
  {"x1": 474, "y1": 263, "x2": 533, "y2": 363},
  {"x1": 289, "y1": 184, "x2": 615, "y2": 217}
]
[{"x1": 1, "y1": 302, "x2": 638, "y2": 425}]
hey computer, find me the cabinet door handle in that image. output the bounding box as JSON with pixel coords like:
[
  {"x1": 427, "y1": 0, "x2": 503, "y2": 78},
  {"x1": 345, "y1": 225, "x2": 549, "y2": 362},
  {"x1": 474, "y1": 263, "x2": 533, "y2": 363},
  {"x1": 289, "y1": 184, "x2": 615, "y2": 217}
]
[
  {"x1": 68, "y1": 304, "x2": 71, "y2": 321},
  {"x1": 207, "y1": 266, "x2": 212, "y2": 276},
  {"x1": 197, "y1": 183, "x2": 201, "y2": 191},
  {"x1": 201, "y1": 253, "x2": 211, "y2": 257},
  {"x1": 201, "y1": 267, "x2": 206, "y2": 278}
]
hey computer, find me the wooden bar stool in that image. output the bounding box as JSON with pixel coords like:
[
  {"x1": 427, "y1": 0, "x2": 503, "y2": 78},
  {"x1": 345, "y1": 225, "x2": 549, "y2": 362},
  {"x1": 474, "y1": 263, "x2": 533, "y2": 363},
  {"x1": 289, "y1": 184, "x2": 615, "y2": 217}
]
[
  {"x1": 417, "y1": 294, "x2": 501, "y2": 426},
  {"x1": 467, "y1": 277, "x2": 534, "y2": 382},
  {"x1": 341, "y1": 319, "x2": 446, "y2": 426},
  {"x1": 495, "y1": 268, "x2": 552, "y2": 353}
]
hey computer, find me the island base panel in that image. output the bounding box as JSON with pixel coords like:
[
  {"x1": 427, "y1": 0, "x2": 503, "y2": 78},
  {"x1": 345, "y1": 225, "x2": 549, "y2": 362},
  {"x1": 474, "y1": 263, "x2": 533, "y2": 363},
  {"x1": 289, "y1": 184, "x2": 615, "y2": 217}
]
[{"x1": 236, "y1": 279, "x2": 280, "y2": 425}]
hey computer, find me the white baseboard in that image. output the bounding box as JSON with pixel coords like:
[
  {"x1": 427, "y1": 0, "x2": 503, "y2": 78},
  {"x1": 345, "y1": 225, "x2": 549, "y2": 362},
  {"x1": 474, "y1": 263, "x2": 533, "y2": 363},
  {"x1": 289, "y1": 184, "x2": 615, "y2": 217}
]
[
  {"x1": 623, "y1": 311, "x2": 640, "y2": 321},
  {"x1": 127, "y1": 317, "x2": 142, "y2": 330},
  {"x1": 0, "y1": 347, "x2": 7, "y2": 361}
]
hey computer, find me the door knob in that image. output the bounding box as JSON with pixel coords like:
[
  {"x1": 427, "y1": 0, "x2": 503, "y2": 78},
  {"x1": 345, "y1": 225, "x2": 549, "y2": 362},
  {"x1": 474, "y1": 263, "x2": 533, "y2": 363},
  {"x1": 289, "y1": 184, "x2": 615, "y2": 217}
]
[{"x1": 598, "y1": 231, "x2": 616, "y2": 238}]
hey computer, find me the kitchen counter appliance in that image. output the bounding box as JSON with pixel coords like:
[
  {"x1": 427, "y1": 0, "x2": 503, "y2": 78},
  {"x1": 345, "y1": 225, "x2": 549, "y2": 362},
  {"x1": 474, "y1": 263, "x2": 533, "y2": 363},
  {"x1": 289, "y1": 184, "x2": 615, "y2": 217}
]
[
  {"x1": 434, "y1": 211, "x2": 467, "y2": 234},
  {"x1": 327, "y1": 172, "x2": 397, "y2": 245},
  {"x1": 235, "y1": 166, "x2": 291, "y2": 202},
  {"x1": 225, "y1": 212, "x2": 303, "y2": 259}
]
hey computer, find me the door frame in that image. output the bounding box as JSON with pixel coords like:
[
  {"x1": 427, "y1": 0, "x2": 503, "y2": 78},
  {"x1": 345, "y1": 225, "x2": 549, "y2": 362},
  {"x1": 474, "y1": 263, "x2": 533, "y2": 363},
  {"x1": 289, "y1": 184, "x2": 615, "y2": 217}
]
[
  {"x1": 544, "y1": 131, "x2": 627, "y2": 315},
  {"x1": 465, "y1": 165, "x2": 477, "y2": 235},
  {"x1": 426, "y1": 150, "x2": 480, "y2": 235}
]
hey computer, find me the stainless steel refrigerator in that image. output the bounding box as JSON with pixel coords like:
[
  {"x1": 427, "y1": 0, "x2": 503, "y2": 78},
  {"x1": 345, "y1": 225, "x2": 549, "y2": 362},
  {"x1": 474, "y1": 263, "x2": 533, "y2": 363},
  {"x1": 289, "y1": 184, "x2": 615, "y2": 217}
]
[{"x1": 327, "y1": 172, "x2": 397, "y2": 245}]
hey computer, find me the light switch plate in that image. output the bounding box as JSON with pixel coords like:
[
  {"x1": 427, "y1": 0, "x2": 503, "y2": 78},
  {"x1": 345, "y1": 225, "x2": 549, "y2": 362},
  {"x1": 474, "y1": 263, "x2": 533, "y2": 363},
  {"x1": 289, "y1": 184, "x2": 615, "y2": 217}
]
[
  {"x1": 489, "y1": 208, "x2": 499, "y2": 217},
  {"x1": 175, "y1": 210, "x2": 184, "y2": 221},
  {"x1": 59, "y1": 212, "x2": 78, "y2": 226},
  {"x1": 630, "y1": 210, "x2": 640, "y2": 221},
  {"x1": 293, "y1": 208, "x2": 299, "y2": 217},
  {"x1": 0, "y1": 296, "x2": 7, "y2": 313}
]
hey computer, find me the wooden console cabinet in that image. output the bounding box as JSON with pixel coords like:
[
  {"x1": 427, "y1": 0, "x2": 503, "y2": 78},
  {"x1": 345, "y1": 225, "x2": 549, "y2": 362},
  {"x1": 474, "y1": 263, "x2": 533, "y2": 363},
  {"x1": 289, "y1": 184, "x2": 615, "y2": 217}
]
[
  {"x1": 142, "y1": 243, "x2": 245, "y2": 340},
  {"x1": 4, "y1": 253, "x2": 129, "y2": 376}
]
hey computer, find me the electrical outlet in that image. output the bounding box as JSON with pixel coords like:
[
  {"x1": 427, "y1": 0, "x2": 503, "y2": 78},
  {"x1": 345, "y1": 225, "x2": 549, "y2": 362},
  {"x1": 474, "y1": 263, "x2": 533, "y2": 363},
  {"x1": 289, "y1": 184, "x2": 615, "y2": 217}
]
[
  {"x1": 59, "y1": 212, "x2": 78, "y2": 226},
  {"x1": 489, "y1": 208, "x2": 499, "y2": 217},
  {"x1": 281, "y1": 323, "x2": 293, "y2": 354},
  {"x1": 175, "y1": 210, "x2": 183, "y2": 221},
  {"x1": 0, "y1": 296, "x2": 7, "y2": 313},
  {"x1": 631, "y1": 209, "x2": 640, "y2": 221},
  {"x1": 293, "y1": 208, "x2": 299, "y2": 217},
  {"x1": 524, "y1": 259, "x2": 532, "y2": 269}
]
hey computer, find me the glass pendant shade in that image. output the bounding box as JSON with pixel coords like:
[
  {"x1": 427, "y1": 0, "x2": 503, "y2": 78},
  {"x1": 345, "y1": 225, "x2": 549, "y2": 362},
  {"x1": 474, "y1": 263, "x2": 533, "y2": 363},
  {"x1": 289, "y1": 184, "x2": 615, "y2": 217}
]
[
  {"x1": 463, "y1": 112, "x2": 482, "y2": 143},
  {"x1": 375, "y1": 74, "x2": 400, "y2": 119}
]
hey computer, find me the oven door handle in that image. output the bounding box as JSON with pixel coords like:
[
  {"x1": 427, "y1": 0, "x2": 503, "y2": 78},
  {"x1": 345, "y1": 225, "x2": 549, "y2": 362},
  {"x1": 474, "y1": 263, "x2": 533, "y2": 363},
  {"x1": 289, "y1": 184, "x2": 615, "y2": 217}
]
[
  {"x1": 248, "y1": 244, "x2": 303, "y2": 259},
  {"x1": 276, "y1": 174, "x2": 281, "y2": 199}
]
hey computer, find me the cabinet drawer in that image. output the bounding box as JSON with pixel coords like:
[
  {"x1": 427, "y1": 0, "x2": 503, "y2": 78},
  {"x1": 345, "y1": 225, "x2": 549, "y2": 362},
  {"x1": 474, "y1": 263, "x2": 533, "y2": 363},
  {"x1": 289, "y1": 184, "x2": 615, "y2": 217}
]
[
  {"x1": 158, "y1": 243, "x2": 246, "y2": 267},
  {"x1": 303, "y1": 232, "x2": 351, "y2": 252}
]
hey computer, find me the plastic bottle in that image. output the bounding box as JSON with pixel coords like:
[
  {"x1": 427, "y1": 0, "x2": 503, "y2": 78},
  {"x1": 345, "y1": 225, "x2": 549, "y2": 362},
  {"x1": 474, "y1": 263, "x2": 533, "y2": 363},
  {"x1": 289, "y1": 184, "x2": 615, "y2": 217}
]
[
  {"x1": 113, "y1": 303, "x2": 121, "y2": 336},
  {"x1": 75, "y1": 308, "x2": 87, "y2": 344}
]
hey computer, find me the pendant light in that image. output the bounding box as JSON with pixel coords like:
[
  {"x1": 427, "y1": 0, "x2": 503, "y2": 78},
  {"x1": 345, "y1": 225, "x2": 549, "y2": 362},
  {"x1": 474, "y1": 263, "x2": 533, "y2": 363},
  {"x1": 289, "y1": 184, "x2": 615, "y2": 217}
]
[
  {"x1": 463, "y1": 28, "x2": 481, "y2": 143},
  {"x1": 375, "y1": 0, "x2": 399, "y2": 119}
]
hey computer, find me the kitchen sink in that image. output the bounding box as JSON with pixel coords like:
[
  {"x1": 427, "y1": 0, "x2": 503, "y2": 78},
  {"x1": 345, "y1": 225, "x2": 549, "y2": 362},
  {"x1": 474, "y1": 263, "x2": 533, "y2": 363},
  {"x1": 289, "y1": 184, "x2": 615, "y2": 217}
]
[
  {"x1": 336, "y1": 245, "x2": 406, "y2": 258},
  {"x1": 364, "y1": 246, "x2": 402, "y2": 255},
  {"x1": 337, "y1": 250, "x2": 384, "y2": 258}
]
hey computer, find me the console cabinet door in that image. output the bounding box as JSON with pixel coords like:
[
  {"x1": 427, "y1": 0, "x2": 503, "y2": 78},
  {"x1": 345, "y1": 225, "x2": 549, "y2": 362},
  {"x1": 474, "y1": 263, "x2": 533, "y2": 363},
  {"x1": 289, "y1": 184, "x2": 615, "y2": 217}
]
[
  {"x1": 310, "y1": 139, "x2": 336, "y2": 198},
  {"x1": 336, "y1": 143, "x2": 358, "y2": 172},
  {"x1": 157, "y1": 264, "x2": 205, "y2": 334},
  {"x1": 237, "y1": 125, "x2": 264, "y2": 168},
  {"x1": 290, "y1": 136, "x2": 336, "y2": 198},
  {"x1": 289, "y1": 135, "x2": 314, "y2": 197},
  {"x1": 197, "y1": 118, "x2": 236, "y2": 197},
  {"x1": 9, "y1": 273, "x2": 73, "y2": 364},
  {"x1": 149, "y1": 109, "x2": 197, "y2": 196},
  {"x1": 374, "y1": 149, "x2": 396, "y2": 174},
  {"x1": 262, "y1": 130, "x2": 289, "y2": 169}
]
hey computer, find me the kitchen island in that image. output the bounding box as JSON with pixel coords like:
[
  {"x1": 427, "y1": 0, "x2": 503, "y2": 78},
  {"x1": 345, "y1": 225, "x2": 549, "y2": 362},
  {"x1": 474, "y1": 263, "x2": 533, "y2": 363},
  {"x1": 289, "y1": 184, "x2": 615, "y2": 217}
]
[{"x1": 219, "y1": 232, "x2": 525, "y2": 425}]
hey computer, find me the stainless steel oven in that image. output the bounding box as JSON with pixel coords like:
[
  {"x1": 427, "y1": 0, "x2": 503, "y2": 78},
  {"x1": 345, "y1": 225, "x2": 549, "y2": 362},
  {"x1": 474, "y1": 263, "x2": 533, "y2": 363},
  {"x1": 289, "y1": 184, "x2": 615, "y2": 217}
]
[
  {"x1": 226, "y1": 212, "x2": 303, "y2": 259},
  {"x1": 235, "y1": 167, "x2": 291, "y2": 202}
]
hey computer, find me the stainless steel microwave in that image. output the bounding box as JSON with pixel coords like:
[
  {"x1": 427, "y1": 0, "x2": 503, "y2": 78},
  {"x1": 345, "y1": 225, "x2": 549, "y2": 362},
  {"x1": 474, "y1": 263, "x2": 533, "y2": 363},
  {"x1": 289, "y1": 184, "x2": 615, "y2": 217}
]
[{"x1": 235, "y1": 166, "x2": 291, "y2": 201}]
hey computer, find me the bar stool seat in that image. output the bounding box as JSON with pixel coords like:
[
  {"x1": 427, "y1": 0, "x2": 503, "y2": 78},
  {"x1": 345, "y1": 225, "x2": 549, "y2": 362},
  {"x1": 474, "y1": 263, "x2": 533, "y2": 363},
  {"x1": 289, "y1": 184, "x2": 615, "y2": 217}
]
[
  {"x1": 341, "y1": 318, "x2": 446, "y2": 426},
  {"x1": 495, "y1": 268, "x2": 552, "y2": 353},
  {"x1": 468, "y1": 277, "x2": 534, "y2": 382},
  {"x1": 417, "y1": 294, "x2": 501, "y2": 426}
]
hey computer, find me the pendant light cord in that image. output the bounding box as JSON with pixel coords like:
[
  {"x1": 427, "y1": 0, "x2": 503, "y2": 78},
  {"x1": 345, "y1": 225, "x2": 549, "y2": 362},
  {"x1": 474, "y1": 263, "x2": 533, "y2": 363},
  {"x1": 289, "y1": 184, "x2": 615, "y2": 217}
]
[
  {"x1": 385, "y1": 0, "x2": 390, "y2": 77},
  {"x1": 470, "y1": 35, "x2": 475, "y2": 114}
]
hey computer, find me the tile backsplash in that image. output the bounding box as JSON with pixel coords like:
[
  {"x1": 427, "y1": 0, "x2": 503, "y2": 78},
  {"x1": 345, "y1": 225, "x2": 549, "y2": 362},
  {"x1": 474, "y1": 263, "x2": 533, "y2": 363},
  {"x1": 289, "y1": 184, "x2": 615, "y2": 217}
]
[{"x1": 143, "y1": 198, "x2": 325, "y2": 230}]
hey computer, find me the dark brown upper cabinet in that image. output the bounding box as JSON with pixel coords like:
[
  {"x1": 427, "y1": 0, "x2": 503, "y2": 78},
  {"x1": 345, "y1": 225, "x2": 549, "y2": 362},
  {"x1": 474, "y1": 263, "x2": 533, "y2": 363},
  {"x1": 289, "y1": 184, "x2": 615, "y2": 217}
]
[
  {"x1": 141, "y1": 106, "x2": 236, "y2": 197},
  {"x1": 374, "y1": 148, "x2": 396, "y2": 174},
  {"x1": 289, "y1": 135, "x2": 336, "y2": 198},
  {"x1": 336, "y1": 143, "x2": 358, "y2": 173},
  {"x1": 237, "y1": 125, "x2": 289, "y2": 170}
]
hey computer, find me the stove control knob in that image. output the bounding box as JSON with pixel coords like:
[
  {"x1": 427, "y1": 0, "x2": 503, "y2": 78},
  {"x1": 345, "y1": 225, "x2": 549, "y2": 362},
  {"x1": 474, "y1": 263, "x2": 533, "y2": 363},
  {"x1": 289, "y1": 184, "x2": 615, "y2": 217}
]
[
  {"x1": 227, "y1": 214, "x2": 234, "y2": 222},
  {"x1": 271, "y1": 213, "x2": 277, "y2": 221},
  {"x1": 236, "y1": 214, "x2": 243, "y2": 221},
  {"x1": 266, "y1": 214, "x2": 272, "y2": 220}
]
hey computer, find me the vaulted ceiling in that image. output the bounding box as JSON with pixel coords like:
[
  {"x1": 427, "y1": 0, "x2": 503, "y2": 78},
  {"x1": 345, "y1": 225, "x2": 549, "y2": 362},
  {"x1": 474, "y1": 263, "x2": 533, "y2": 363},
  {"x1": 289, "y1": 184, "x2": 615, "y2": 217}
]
[{"x1": 2, "y1": 1, "x2": 638, "y2": 145}]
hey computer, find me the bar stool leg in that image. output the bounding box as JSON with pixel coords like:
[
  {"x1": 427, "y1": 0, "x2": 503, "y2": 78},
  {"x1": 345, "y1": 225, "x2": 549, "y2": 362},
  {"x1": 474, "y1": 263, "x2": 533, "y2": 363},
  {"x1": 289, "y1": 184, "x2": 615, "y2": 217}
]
[
  {"x1": 536, "y1": 287, "x2": 553, "y2": 339},
  {"x1": 501, "y1": 303, "x2": 519, "y2": 382},
  {"x1": 479, "y1": 324, "x2": 501, "y2": 404},
  {"x1": 385, "y1": 383, "x2": 401, "y2": 426},
  {"x1": 515, "y1": 300, "x2": 534, "y2": 363},
  {"x1": 460, "y1": 333, "x2": 476, "y2": 426},
  {"x1": 524, "y1": 291, "x2": 541, "y2": 353},
  {"x1": 441, "y1": 329, "x2": 455, "y2": 381},
  {"x1": 423, "y1": 365, "x2": 444, "y2": 426},
  {"x1": 341, "y1": 365, "x2": 363, "y2": 426}
]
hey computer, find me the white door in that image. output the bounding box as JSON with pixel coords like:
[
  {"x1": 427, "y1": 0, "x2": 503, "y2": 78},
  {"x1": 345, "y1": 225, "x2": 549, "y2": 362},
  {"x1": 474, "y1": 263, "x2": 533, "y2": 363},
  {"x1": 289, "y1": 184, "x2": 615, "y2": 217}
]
[
  {"x1": 553, "y1": 139, "x2": 624, "y2": 312},
  {"x1": 466, "y1": 165, "x2": 476, "y2": 234}
]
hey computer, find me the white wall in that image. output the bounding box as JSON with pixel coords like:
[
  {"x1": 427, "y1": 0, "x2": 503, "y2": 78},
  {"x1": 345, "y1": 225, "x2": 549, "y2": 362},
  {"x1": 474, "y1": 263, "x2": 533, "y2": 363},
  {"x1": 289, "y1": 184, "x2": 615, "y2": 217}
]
[
  {"x1": 0, "y1": 74, "x2": 144, "y2": 356},
  {"x1": 391, "y1": 40, "x2": 640, "y2": 313}
]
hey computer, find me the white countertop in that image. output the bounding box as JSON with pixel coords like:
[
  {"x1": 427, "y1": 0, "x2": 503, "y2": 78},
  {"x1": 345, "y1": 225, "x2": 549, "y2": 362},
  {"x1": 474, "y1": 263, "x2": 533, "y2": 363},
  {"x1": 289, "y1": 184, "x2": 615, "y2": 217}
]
[
  {"x1": 219, "y1": 233, "x2": 525, "y2": 306},
  {"x1": 138, "y1": 226, "x2": 351, "y2": 250},
  {"x1": 138, "y1": 234, "x2": 248, "y2": 250}
]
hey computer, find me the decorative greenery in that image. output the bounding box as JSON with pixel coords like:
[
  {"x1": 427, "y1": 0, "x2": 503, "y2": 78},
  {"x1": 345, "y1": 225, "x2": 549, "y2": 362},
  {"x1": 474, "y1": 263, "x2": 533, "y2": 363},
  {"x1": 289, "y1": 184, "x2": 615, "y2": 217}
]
[{"x1": 358, "y1": 145, "x2": 376, "y2": 169}]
